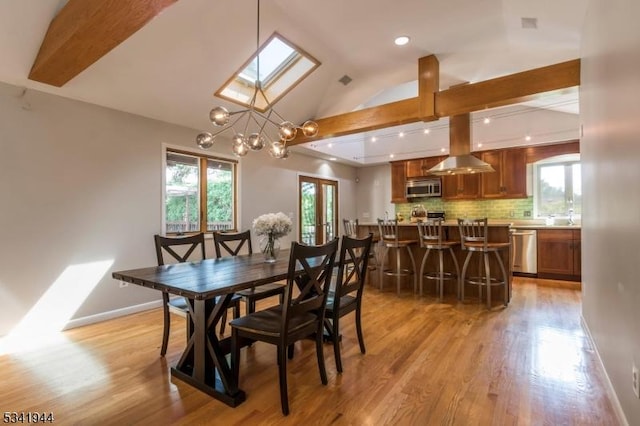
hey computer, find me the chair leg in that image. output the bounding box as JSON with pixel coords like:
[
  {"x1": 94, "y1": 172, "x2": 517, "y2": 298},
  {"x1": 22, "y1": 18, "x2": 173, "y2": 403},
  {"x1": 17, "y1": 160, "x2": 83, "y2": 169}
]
[
  {"x1": 315, "y1": 325, "x2": 328, "y2": 385},
  {"x1": 406, "y1": 245, "x2": 418, "y2": 295},
  {"x1": 438, "y1": 249, "x2": 444, "y2": 301},
  {"x1": 277, "y1": 345, "x2": 290, "y2": 416},
  {"x1": 418, "y1": 248, "x2": 431, "y2": 297},
  {"x1": 355, "y1": 304, "x2": 366, "y2": 354},
  {"x1": 448, "y1": 247, "x2": 461, "y2": 300},
  {"x1": 379, "y1": 246, "x2": 389, "y2": 291},
  {"x1": 160, "y1": 293, "x2": 170, "y2": 357},
  {"x1": 484, "y1": 252, "x2": 492, "y2": 309},
  {"x1": 395, "y1": 247, "x2": 402, "y2": 295},
  {"x1": 330, "y1": 316, "x2": 343, "y2": 373},
  {"x1": 460, "y1": 251, "x2": 473, "y2": 302},
  {"x1": 287, "y1": 343, "x2": 295, "y2": 360}
]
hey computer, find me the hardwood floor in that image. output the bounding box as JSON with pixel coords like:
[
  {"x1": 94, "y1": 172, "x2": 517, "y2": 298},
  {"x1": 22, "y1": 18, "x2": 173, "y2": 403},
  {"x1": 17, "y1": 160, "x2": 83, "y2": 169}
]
[{"x1": 0, "y1": 277, "x2": 621, "y2": 425}]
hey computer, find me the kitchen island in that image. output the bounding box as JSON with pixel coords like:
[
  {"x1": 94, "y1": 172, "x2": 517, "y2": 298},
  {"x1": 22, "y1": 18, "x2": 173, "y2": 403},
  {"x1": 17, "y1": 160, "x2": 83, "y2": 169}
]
[{"x1": 357, "y1": 221, "x2": 513, "y2": 306}]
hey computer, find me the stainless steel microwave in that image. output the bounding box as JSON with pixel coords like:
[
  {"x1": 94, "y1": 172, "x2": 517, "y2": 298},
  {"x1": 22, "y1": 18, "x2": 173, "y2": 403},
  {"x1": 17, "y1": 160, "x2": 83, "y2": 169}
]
[{"x1": 405, "y1": 178, "x2": 442, "y2": 198}]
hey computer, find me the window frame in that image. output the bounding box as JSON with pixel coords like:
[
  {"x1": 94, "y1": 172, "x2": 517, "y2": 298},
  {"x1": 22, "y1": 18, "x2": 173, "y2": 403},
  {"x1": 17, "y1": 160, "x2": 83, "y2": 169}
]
[
  {"x1": 533, "y1": 154, "x2": 581, "y2": 219},
  {"x1": 215, "y1": 32, "x2": 320, "y2": 113},
  {"x1": 163, "y1": 146, "x2": 239, "y2": 235}
]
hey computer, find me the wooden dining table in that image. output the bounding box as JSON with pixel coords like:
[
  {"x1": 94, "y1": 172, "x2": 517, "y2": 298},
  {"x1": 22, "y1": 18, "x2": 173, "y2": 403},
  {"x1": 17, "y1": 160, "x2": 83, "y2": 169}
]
[{"x1": 111, "y1": 250, "x2": 294, "y2": 407}]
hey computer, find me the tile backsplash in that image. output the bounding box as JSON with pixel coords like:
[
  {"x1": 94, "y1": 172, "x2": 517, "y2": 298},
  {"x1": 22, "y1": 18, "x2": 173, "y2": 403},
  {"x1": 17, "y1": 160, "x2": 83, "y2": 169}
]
[{"x1": 395, "y1": 197, "x2": 534, "y2": 220}]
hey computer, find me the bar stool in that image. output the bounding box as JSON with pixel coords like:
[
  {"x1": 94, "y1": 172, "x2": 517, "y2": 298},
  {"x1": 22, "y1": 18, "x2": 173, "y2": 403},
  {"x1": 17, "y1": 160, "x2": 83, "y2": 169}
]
[
  {"x1": 343, "y1": 218, "x2": 378, "y2": 285},
  {"x1": 416, "y1": 219, "x2": 461, "y2": 300},
  {"x1": 377, "y1": 218, "x2": 418, "y2": 295},
  {"x1": 457, "y1": 218, "x2": 510, "y2": 309}
]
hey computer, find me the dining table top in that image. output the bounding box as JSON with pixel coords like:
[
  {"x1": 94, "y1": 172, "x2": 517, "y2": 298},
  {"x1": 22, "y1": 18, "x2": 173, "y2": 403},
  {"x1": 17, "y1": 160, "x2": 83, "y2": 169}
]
[{"x1": 112, "y1": 250, "x2": 292, "y2": 300}]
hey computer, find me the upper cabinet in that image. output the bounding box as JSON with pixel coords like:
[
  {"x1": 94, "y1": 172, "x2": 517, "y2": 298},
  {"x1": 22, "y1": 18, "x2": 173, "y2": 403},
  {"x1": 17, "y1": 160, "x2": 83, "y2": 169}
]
[
  {"x1": 389, "y1": 141, "x2": 578, "y2": 203},
  {"x1": 406, "y1": 156, "x2": 446, "y2": 179},
  {"x1": 480, "y1": 148, "x2": 527, "y2": 199},
  {"x1": 390, "y1": 161, "x2": 407, "y2": 203},
  {"x1": 442, "y1": 171, "x2": 481, "y2": 200}
]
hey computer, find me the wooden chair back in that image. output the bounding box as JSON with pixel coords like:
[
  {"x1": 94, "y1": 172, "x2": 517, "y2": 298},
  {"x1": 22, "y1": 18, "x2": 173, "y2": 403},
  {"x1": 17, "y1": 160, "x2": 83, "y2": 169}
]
[
  {"x1": 213, "y1": 230, "x2": 253, "y2": 258},
  {"x1": 457, "y1": 218, "x2": 489, "y2": 250},
  {"x1": 377, "y1": 218, "x2": 399, "y2": 246},
  {"x1": 416, "y1": 218, "x2": 444, "y2": 248},
  {"x1": 281, "y1": 239, "x2": 339, "y2": 335},
  {"x1": 154, "y1": 233, "x2": 206, "y2": 266},
  {"x1": 343, "y1": 219, "x2": 359, "y2": 237},
  {"x1": 334, "y1": 234, "x2": 373, "y2": 302}
]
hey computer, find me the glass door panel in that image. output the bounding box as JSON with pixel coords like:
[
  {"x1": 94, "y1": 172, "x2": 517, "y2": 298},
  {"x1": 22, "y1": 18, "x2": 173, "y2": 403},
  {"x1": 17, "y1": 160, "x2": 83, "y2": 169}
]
[{"x1": 299, "y1": 176, "x2": 338, "y2": 245}]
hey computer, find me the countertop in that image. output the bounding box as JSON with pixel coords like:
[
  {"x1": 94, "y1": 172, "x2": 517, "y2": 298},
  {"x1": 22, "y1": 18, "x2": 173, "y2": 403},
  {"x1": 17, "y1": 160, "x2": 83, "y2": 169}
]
[{"x1": 359, "y1": 220, "x2": 581, "y2": 230}]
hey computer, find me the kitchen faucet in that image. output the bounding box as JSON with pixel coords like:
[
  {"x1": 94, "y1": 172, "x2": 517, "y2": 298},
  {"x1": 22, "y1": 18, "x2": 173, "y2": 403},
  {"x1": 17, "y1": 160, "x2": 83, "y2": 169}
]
[{"x1": 568, "y1": 208, "x2": 575, "y2": 225}]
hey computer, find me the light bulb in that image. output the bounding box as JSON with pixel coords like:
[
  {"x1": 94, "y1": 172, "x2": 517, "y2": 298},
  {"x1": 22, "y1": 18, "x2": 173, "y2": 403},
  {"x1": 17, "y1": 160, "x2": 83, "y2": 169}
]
[
  {"x1": 196, "y1": 132, "x2": 215, "y2": 149},
  {"x1": 209, "y1": 106, "x2": 230, "y2": 127}
]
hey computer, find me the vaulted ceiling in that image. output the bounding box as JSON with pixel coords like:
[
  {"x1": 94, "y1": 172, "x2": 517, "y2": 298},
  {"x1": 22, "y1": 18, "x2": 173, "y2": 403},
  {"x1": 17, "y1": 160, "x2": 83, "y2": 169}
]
[{"x1": 0, "y1": 0, "x2": 586, "y2": 165}]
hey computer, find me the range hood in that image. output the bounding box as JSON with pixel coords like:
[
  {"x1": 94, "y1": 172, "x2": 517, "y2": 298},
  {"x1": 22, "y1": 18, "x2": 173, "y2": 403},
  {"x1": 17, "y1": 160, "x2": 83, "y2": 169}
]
[{"x1": 428, "y1": 113, "x2": 495, "y2": 175}]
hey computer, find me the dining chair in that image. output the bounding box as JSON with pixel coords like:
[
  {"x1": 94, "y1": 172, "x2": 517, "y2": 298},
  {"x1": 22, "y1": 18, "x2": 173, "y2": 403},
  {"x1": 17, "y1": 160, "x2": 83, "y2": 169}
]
[
  {"x1": 230, "y1": 238, "x2": 339, "y2": 415},
  {"x1": 212, "y1": 230, "x2": 286, "y2": 315},
  {"x1": 416, "y1": 218, "x2": 461, "y2": 300},
  {"x1": 457, "y1": 218, "x2": 511, "y2": 308},
  {"x1": 343, "y1": 218, "x2": 378, "y2": 286},
  {"x1": 324, "y1": 233, "x2": 373, "y2": 373},
  {"x1": 377, "y1": 218, "x2": 418, "y2": 295},
  {"x1": 154, "y1": 233, "x2": 241, "y2": 357}
]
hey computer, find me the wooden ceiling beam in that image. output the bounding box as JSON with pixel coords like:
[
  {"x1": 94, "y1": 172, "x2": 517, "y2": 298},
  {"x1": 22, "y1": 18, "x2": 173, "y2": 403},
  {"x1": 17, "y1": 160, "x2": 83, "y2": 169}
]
[
  {"x1": 29, "y1": 0, "x2": 179, "y2": 87},
  {"x1": 290, "y1": 55, "x2": 439, "y2": 146},
  {"x1": 435, "y1": 59, "x2": 580, "y2": 117},
  {"x1": 290, "y1": 58, "x2": 580, "y2": 146}
]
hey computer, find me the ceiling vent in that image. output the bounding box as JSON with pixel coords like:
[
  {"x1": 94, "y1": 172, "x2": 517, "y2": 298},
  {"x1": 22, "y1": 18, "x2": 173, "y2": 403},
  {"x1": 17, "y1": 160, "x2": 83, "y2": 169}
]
[
  {"x1": 338, "y1": 75, "x2": 352, "y2": 86},
  {"x1": 521, "y1": 17, "x2": 538, "y2": 29}
]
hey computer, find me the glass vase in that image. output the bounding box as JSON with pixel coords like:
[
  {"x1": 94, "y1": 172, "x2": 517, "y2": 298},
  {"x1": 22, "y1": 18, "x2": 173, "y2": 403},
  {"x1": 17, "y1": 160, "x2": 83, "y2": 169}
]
[{"x1": 259, "y1": 234, "x2": 280, "y2": 263}]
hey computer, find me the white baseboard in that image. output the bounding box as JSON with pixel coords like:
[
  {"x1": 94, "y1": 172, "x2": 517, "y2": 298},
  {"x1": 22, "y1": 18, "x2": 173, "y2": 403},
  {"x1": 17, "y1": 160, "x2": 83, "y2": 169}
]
[
  {"x1": 63, "y1": 299, "x2": 164, "y2": 331},
  {"x1": 581, "y1": 314, "x2": 629, "y2": 426}
]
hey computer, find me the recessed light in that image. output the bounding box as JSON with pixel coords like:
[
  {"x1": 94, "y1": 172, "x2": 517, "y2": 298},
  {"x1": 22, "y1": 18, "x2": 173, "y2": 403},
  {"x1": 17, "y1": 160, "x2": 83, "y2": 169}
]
[
  {"x1": 329, "y1": 157, "x2": 337, "y2": 161},
  {"x1": 389, "y1": 154, "x2": 395, "y2": 158},
  {"x1": 371, "y1": 137, "x2": 377, "y2": 142},
  {"x1": 424, "y1": 129, "x2": 430, "y2": 134},
  {"x1": 483, "y1": 117, "x2": 491, "y2": 124},
  {"x1": 327, "y1": 143, "x2": 333, "y2": 148},
  {"x1": 399, "y1": 132, "x2": 404, "y2": 138},
  {"x1": 394, "y1": 36, "x2": 410, "y2": 46},
  {"x1": 525, "y1": 135, "x2": 532, "y2": 141},
  {"x1": 440, "y1": 147, "x2": 446, "y2": 153}
]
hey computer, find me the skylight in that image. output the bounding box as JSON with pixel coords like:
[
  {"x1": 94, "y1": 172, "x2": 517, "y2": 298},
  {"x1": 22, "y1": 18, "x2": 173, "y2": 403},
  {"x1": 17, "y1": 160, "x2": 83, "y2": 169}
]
[{"x1": 215, "y1": 32, "x2": 320, "y2": 112}]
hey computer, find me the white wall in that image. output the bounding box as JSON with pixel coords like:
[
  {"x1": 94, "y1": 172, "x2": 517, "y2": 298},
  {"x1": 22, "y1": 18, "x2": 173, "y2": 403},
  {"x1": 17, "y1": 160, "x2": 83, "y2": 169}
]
[
  {"x1": 0, "y1": 82, "x2": 357, "y2": 337},
  {"x1": 581, "y1": 0, "x2": 640, "y2": 423},
  {"x1": 354, "y1": 164, "x2": 394, "y2": 222}
]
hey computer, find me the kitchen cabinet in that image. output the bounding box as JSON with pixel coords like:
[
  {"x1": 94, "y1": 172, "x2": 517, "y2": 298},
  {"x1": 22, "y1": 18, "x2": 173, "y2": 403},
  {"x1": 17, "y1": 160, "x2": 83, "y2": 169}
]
[
  {"x1": 442, "y1": 173, "x2": 481, "y2": 200},
  {"x1": 481, "y1": 148, "x2": 527, "y2": 198},
  {"x1": 537, "y1": 229, "x2": 581, "y2": 280},
  {"x1": 390, "y1": 161, "x2": 407, "y2": 203},
  {"x1": 406, "y1": 156, "x2": 446, "y2": 179}
]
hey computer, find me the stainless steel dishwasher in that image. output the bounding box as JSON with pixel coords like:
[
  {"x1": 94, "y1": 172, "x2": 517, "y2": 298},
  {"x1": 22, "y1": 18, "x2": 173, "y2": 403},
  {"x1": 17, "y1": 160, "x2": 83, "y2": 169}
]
[{"x1": 511, "y1": 229, "x2": 537, "y2": 274}]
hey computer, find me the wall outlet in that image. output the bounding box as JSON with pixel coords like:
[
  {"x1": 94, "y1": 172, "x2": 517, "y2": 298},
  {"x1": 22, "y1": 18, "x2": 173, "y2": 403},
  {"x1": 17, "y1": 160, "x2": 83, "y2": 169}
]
[
  {"x1": 524, "y1": 210, "x2": 532, "y2": 217},
  {"x1": 633, "y1": 364, "x2": 640, "y2": 398},
  {"x1": 119, "y1": 281, "x2": 128, "y2": 288},
  {"x1": 509, "y1": 210, "x2": 515, "y2": 218}
]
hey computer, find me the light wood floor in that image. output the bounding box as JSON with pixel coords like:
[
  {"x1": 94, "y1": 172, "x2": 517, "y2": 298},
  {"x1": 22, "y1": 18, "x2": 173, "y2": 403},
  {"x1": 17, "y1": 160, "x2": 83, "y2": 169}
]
[{"x1": 0, "y1": 277, "x2": 621, "y2": 425}]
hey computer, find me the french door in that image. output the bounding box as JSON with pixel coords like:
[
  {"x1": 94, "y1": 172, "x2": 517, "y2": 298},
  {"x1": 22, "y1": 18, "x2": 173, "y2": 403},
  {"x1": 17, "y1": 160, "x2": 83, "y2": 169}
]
[{"x1": 299, "y1": 176, "x2": 338, "y2": 245}]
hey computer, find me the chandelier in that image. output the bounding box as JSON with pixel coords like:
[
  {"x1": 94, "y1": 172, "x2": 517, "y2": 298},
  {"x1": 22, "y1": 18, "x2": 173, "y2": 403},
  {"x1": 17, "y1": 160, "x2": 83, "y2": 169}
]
[{"x1": 195, "y1": 0, "x2": 319, "y2": 159}]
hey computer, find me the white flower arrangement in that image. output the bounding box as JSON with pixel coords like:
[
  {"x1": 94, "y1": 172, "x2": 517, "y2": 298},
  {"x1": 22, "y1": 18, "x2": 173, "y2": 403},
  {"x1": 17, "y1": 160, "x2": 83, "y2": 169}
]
[{"x1": 252, "y1": 212, "x2": 292, "y2": 239}]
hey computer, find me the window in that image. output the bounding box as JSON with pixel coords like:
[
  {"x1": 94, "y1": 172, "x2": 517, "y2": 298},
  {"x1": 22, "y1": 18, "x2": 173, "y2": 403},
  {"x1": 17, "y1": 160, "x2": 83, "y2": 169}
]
[
  {"x1": 215, "y1": 32, "x2": 320, "y2": 112},
  {"x1": 534, "y1": 155, "x2": 581, "y2": 218},
  {"x1": 164, "y1": 149, "x2": 237, "y2": 234}
]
